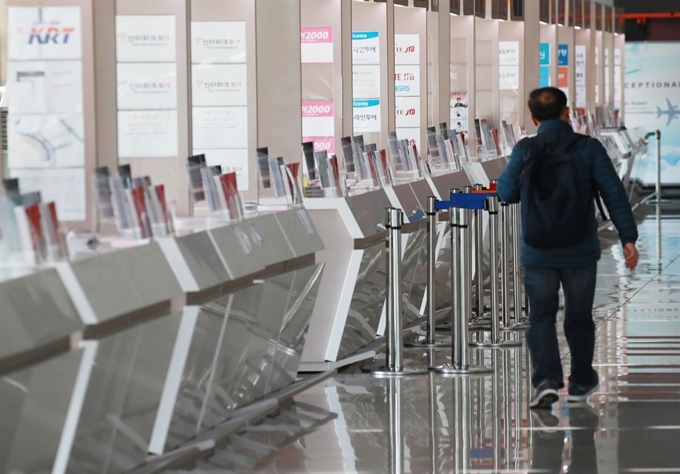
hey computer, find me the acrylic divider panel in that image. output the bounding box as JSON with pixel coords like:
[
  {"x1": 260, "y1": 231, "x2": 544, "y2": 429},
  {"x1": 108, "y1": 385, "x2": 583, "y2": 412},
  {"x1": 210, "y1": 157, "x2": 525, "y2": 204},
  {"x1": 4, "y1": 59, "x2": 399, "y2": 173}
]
[
  {"x1": 190, "y1": 21, "x2": 249, "y2": 191},
  {"x1": 6, "y1": 6, "x2": 86, "y2": 221}
]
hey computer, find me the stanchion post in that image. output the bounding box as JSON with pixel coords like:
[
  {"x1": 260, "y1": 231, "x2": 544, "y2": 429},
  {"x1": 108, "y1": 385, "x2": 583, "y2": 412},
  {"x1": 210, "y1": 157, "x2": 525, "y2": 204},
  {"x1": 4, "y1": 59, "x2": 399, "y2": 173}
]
[
  {"x1": 432, "y1": 192, "x2": 492, "y2": 375},
  {"x1": 511, "y1": 204, "x2": 529, "y2": 326},
  {"x1": 500, "y1": 202, "x2": 512, "y2": 328},
  {"x1": 436, "y1": 188, "x2": 461, "y2": 333},
  {"x1": 471, "y1": 196, "x2": 522, "y2": 348},
  {"x1": 473, "y1": 183, "x2": 485, "y2": 319},
  {"x1": 366, "y1": 208, "x2": 427, "y2": 376},
  {"x1": 656, "y1": 129, "x2": 662, "y2": 202},
  {"x1": 500, "y1": 202, "x2": 526, "y2": 332},
  {"x1": 407, "y1": 197, "x2": 450, "y2": 347}
]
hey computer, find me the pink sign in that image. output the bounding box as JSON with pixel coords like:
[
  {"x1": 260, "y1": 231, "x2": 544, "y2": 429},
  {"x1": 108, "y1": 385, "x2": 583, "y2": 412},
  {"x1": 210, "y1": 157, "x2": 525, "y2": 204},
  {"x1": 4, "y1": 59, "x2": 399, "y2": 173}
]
[
  {"x1": 301, "y1": 27, "x2": 333, "y2": 63},
  {"x1": 303, "y1": 137, "x2": 335, "y2": 155},
  {"x1": 300, "y1": 27, "x2": 333, "y2": 44},
  {"x1": 302, "y1": 101, "x2": 334, "y2": 118}
]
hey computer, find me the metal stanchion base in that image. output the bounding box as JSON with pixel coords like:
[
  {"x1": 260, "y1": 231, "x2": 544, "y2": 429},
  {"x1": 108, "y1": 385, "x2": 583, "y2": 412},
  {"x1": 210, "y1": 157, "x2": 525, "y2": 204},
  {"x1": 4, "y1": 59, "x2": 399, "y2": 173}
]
[
  {"x1": 470, "y1": 339, "x2": 523, "y2": 348},
  {"x1": 501, "y1": 322, "x2": 531, "y2": 331},
  {"x1": 431, "y1": 363, "x2": 493, "y2": 375},
  {"x1": 363, "y1": 365, "x2": 429, "y2": 377},
  {"x1": 405, "y1": 337, "x2": 452, "y2": 348},
  {"x1": 469, "y1": 320, "x2": 491, "y2": 331}
]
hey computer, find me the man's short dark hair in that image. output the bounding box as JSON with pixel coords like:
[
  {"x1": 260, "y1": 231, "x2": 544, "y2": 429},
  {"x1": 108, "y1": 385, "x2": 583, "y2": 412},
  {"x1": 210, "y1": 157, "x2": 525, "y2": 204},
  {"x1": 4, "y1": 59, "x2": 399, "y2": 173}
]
[{"x1": 528, "y1": 87, "x2": 568, "y2": 122}]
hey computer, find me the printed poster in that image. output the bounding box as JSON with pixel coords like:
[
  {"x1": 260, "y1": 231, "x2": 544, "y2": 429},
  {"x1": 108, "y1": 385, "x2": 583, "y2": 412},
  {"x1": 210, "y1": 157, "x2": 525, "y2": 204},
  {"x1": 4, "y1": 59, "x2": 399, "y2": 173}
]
[
  {"x1": 7, "y1": 60, "x2": 83, "y2": 115},
  {"x1": 450, "y1": 92, "x2": 469, "y2": 132},
  {"x1": 499, "y1": 41, "x2": 520, "y2": 66},
  {"x1": 395, "y1": 96, "x2": 420, "y2": 128},
  {"x1": 625, "y1": 42, "x2": 680, "y2": 185},
  {"x1": 395, "y1": 34, "x2": 419, "y2": 65},
  {"x1": 395, "y1": 65, "x2": 420, "y2": 97},
  {"x1": 352, "y1": 31, "x2": 380, "y2": 65},
  {"x1": 192, "y1": 64, "x2": 247, "y2": 107},
  {"x1": 499, "y1": 66, "x2": 520, "y2": 90},
  {"x1": 191, "y1": 21, "x2": 246, "y2": 65},
  {"x1": 302, "y1": 101, "x2": 334, "y2": 137},
  {"x1": 8, "y1": 6, "x2": 82, "y2": 60},
  {"x1": 540, "y1": 43, "x2": 551, "y2": 66},
  {"x1": 352, "y1": 65, "x2": 381, "y2": 99},
  {"x1": 353, "y1": 99, "x2": 381, "y2": 133},
  {"x1": 10, "y1": 168, "x2": 86, "y2": 221},
  {"x1": 117, "y1": 110, "x2": 178, "y2": 158},
  {"x1": 301, "y1": 27, "x2": 333, "y2": 64},
  {"x1": 116, "y1": 15, "x2": 176, "y2": 63},
  {"x1": 117, "y1": 63, "x2": 177, "y2": 110},
  {"x1": 558, "y1": 44, "x2": 569, "y2": 66},
  {"x1": 8, "y1": 114, "x2": 84, "y2": 168},
  {"x1": 194, "y1": 149, "x2": 249, "y2": 191},
  {"x1": 302, "y1": 137, "x2": 335, "y2": 155},
  {"x1": 192, "y1": 107, "x2": 247, "y2": 150}
]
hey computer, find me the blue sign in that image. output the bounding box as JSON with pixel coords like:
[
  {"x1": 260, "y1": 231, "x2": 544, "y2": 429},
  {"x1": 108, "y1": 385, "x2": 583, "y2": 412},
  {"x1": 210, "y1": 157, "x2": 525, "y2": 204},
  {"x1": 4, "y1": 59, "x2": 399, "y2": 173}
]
[
  {"x1": 539, "y1": 65, "x2": 551, "y2": 87},
  {"x1": 558, "y1": 44, "x2": 569, "y2": 66},
  {"x1": 539, "y1": 43, "x2": 550, "y2": 65}
]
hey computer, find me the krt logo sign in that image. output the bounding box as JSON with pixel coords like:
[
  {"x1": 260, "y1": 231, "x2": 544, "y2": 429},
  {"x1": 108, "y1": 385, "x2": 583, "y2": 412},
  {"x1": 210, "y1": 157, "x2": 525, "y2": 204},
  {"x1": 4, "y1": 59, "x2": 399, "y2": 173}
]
[{"x1": 27, "y1": 26, "x2": 75, "y2": 44}]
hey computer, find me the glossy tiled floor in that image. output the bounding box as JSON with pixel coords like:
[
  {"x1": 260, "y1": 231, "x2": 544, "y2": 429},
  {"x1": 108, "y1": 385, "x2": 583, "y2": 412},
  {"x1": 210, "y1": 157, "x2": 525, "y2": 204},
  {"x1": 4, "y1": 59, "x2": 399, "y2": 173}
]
[{"x1": 191, "y1": 205, "x2": 680, "y2": 474}]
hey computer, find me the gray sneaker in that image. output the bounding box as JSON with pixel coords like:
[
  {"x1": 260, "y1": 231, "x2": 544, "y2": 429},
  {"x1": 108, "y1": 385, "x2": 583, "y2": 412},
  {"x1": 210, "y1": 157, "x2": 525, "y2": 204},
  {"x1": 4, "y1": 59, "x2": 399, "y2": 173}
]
[
  {"x1": 530, "y1": 379, "x2": 560, "y2": 409},
  {"x1": 567, "y1": 380, "x2": 599, "y2": 403}
]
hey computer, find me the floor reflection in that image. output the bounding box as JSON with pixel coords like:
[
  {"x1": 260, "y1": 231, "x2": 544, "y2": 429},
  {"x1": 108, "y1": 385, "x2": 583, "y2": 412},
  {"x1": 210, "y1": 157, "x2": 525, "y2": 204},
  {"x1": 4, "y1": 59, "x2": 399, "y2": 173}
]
[{"x1": 243, "y1": 208, "x2": 680, "y2": 474}]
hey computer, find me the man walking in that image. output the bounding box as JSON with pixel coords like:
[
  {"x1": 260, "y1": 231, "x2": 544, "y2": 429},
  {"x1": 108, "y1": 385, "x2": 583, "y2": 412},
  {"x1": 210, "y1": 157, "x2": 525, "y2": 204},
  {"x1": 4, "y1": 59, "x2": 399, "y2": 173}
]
[{"x1": 497, "y1": 87, "x2": 639, "y2": 409}]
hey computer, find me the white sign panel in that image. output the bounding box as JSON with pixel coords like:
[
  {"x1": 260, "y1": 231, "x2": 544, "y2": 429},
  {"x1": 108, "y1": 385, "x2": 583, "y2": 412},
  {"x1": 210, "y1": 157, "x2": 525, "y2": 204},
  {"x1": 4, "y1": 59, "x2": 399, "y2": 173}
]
[
  {"x1": 352, "y1": 31, "x2": 380, "y2": 65},
  {"x1": 10, "y1": 168, "x2": 86, "y2": 221},
  {"x1": 352, "y1": 65, "x2": 381, "y2": 100},
  {"x1": 499, "y1": 41, "x2": 520, "y2": 66},
  {"x1": 195, "y1": 149, "x2": 250, "y2": 191},
  {"x1": 191, "y1": 21, "x2": 246, "y2": 65},
  {"x1": 117, "y1": 63, "x2": 177, "y2": 111},
  {"x1": 116, "y1": 15, "x2": 176, "y2": 63},
  {"x1": 353, "y1": 99, "x2": 381, "y2": 133},
  {"x1": 499, "y1": 66, "x2": 520, "y2": 90},
  {"x1": 192, "y1": 64, "x2": 247, "y2": 107},
  {"x1": 8, "y1": 6, "x2": 82, "y2": 60},
  {"x1": 301, "y1": 27, "x2": 333, "y2": 64},
  {"x1": 395, "y1": 65, "x2": 420, "y2": 97},
  {"x1": 395, "y1": 96, "x2": 420, "y2": 128},
  {"x1": 7, "y1": 61, "x2": 83, "y2": 115},
  {"x1": 117, "y1": 110, "x2": 178, "y2": 158},
  {"x1": 394, "y1": 34, "x2": 419, "y2": 66},
  {"x1": 8, "y1": 114, "x2": 84, "y2": 168},
  {"x1": 192, "y1": 107, "x2": 248, "y2": 150},
  {"x1": 302, "y1": 101, "x2": 334, "y2": 137}
]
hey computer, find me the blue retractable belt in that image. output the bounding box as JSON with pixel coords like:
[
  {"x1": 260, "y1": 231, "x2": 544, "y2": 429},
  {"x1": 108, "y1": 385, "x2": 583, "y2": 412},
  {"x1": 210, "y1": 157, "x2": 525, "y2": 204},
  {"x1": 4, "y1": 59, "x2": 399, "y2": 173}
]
[{"x1": 434, "y1": 191, "x2": 497, "y2": 211}]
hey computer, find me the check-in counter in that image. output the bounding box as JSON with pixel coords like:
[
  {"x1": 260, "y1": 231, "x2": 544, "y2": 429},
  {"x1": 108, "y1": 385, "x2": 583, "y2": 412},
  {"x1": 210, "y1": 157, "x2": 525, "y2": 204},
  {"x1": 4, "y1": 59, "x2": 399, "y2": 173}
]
[{"x1": 0, "y1": 208, "x2": 325, "y2": 474}]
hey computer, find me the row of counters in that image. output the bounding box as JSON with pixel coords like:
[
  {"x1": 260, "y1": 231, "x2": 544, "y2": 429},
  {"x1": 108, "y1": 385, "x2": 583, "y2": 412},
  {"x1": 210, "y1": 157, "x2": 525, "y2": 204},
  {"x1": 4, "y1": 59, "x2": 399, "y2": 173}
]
[{"x1": 0, "y1": 129, "x2": 647, "y2": 474}]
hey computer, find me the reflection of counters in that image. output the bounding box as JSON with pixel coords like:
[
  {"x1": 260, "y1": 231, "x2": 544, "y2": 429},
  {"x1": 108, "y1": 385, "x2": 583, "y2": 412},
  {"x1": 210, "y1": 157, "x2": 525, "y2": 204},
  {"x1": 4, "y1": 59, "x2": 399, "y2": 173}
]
[{"x1": 0, "y1": 208, "x2": 325, "y2": 474}]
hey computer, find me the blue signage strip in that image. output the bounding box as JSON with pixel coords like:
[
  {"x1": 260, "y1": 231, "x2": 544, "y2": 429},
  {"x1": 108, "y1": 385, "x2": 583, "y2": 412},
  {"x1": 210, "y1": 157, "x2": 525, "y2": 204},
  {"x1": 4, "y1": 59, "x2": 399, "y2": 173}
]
[
  {"x1": 540, "y1": 43, "x2": 551, "y2": 65},
  {"x1": 558, "y1": 44, "x2": 569, "y2": 66}
]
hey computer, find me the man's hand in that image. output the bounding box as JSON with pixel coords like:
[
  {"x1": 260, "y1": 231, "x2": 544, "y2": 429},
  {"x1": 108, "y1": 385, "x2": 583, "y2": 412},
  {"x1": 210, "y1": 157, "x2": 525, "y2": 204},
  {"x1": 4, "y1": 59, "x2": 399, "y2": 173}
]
[{"x1": 623, "y1": 242, "x2": 639, "y2": 271}]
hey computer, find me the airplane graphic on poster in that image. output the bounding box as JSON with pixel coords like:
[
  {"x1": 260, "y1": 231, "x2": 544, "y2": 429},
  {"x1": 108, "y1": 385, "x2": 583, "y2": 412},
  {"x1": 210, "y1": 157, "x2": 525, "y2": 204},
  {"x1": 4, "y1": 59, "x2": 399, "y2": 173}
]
[{"x1": 657, "y1": 98, "x2": 680, "y2": 127}]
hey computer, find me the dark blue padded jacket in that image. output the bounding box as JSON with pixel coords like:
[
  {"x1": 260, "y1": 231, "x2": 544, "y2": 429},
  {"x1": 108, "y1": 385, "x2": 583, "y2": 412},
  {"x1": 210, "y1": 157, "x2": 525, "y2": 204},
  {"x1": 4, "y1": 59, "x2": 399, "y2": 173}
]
[{"x1": 497, "y1": 119, "x2": 638, "y2": 268}]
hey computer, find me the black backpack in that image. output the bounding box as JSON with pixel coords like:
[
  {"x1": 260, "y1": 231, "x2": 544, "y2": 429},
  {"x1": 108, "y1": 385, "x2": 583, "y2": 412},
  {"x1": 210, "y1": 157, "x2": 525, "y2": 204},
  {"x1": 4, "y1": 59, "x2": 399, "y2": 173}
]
[{"x1": 520, "y1": 134, "x2": 606, "y2": 249}]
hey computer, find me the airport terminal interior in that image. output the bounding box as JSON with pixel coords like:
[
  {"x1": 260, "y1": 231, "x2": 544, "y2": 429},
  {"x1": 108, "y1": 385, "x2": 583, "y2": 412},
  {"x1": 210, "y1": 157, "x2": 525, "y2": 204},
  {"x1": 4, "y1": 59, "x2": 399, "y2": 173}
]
[{"x1": 1, "y1": 0, "x2": 680, "y2": 473}]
